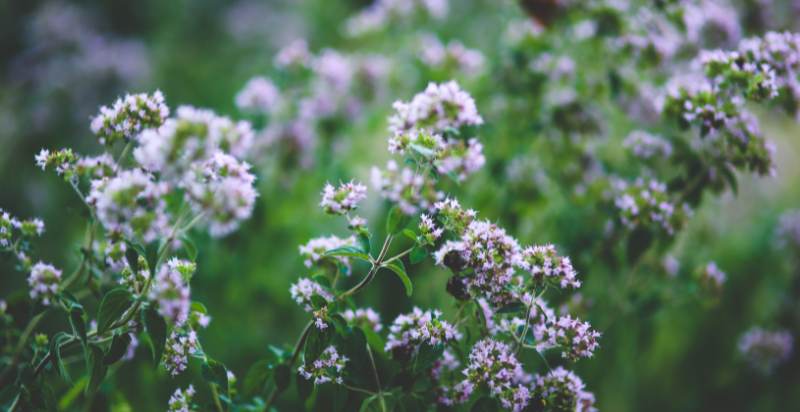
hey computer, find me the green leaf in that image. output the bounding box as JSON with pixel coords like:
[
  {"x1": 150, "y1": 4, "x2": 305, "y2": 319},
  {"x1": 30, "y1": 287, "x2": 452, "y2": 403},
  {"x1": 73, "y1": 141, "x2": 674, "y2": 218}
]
[
  {"x1": 324, "y1": 246, "x2": 372, "y2": 262},
  {"x1": 305, "y1": 326, "x2": 333, "y2": 362},
  {"x1": 141, "y1": 306, "x2": 167, "y2": 364},
  {"x1": 104, "y1": 333, "x2": 132, "y2": 365},
  {"x1": 181, "y1": 234, "x2": 198, "y2": 261},
  {"x1": 50, "y1": 332, "x2": 72, "y2": 382},
  {"x1": 86, "y1": 344, "x2": 107, "y2": 395},
  {"x1": 68, "y1": 304, "x2": 87, "y2": 342},
  {"x1": 401, "y1": 229, "x2": 417, "y2": 242},
  {"x1": 357, "y1": 230, "x2": 371, "y2": 255},
  {"x1": 470, "y1": 397, "x2": 498, "y2": 412},
  {"x1": 203, "y1": 358, "x2": 229, "y2": 394},
  {"x1": 274, "y1": 364, "x2": 291, "y2": 392},
  {"x1": 409, "y1": 246, "x2": 426, "y2": 264},
  {"x1": 412, "y1": 344, "x2": 443, "y2": 374},
  {"x1": 96, "y1": 288, "x2": 134, "y2": 334},
  {"x1": 359, "y1": 394, "x2": 393, "y2": 412},
  {"x1": 382, "y1": 261, "x2": 412, "y2": 297},
  {"x1": 242, "y1": 359, "x2": 274, "y2": 397},
  {"x1": 386, "y1": 206, "x2": 410, "y2": 235}
]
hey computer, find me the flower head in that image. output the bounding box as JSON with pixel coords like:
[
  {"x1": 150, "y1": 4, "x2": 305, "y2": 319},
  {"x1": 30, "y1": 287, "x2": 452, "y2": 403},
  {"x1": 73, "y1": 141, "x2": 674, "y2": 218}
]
[
  {"x1": 298, "y1": 346, "x2": 348, "y2": 385},
  {"x1": 738, "y1": 327, "x2": 794, "y2": 374},
  {"x1": 149, "y1": 258, "x2": 195, "y2": 326},
  {"x1": 90, "y1": 91, "x2": 169, "y2": 145},
  {"x1": 385, "y1": 307, "x2": 460, "y2": 357},
  {"x1": 28, "y1": 262, "x2": 61, "y2": 306},
  {"x1": 320, "y1": 181, "x2": 367, "y2": 215}
]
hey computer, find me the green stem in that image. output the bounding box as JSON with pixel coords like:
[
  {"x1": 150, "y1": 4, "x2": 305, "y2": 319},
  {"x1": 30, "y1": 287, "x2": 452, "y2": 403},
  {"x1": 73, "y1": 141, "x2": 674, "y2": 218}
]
[
  {"x1": 264, "y1": 320, "x2": 314, "y2": 409},
  {"x1": 339, "y1": 235, "x2": 394, "y2": 300},
  {"x1": 0, "y1": 311, "x2": 47, "y2": 386}
]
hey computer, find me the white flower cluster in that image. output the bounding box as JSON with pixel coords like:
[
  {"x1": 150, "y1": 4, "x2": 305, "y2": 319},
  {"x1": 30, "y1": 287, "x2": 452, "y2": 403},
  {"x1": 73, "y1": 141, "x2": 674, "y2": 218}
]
[
  {"x1": 90, "y1": 91, "x2": 169, "y2": 145},
  {"x1": 167, "y1": 385, "x2": 195, "y2": 412},
  {"x1": 345, "y1": 0, "x2": 448, "y2": 37},
  {"x1": 290, "y1": 278, "x2": 334, "y2": 329},
  {"x1": 417, "y1": 34, "x2": 485, "y2": 76},
  {"x1": 623, "y1": 130, "x2": 673, "y2": 159},
  {"x1": 738, "y1": 327, "x2": 794, "y2": 374},
  {"x1": 342, "y1": 307, "x2": 382, "y2": 332},
  {"x1": 28, "y1": 262, "x2": 62, "y2": 306},
  {"x1": 298, "y1": 346, "x2": 349, "y2": 385},
  {"x1": 442, "y1": 338, "x2": 531, "y2": 411},
  {"x1": 183, "y1": 152, "x2": 258, "y2": 237},
  {"x1": 149, "y1": 258, "x2": 195, "y2": 326},
  {"x1": 385, "y1": 307, "x2": 460, "y2": 356},
  {"x1": 542, "y1": 315, "x2": 601, "y2": 361},
  {"x1": 135, "y1": 105, "x2": 255, "y2": 176},
  {"x1": 371, "y1": 160, "x2": 439, "y2": 215},
  {"x1": 299, "y1": 235, "x2": 358, "y2": 271},
  {"x1": 613, "y1": 178, "x2": 689, "y2": 236},
  {"x1": 1, "y1": 208, "x2": 45, "y2": 249},
  {"x1": 520, "y1": 244, "x2": 581, "y2": 289},
  {"x1": 418, "y1": 213, "x2": 443, "y2": 245},
  {"x1": 388, "y1": 81, "x2": 483, "y2": 136},
  {"x1": 163, "y1": 329, "x2": 199, "y2": 376},
  {"x1": 532, "y1": 366, "x2": 597, "y2": 412},
  {"x1": 235, "y1": 76, "x2": 281, "y2": 113},
  {"x1": 290, "y1": 278, "x2": 333, "y2": 312},
  {"x1": 320, "y1": 181, "x2": 367, "y2": 215},
  {"x1": 87, "y1": 169, "x2": 170, "y2": 243},
  {"x1": 388, "y1": 130, "x2": 485, "y2": 182}
]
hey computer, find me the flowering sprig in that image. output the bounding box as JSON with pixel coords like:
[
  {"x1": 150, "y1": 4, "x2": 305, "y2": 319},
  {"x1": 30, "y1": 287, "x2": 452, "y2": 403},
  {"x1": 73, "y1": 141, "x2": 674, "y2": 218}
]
[
  {"x1": 90, "y1": 91, "x2": 169, "y2": 145},
  {"x1": 738, "y1": 327, "x2": 794, "y2": 374},
  {"x1": 298, "y1": 346, "x2": 349, "y2": 384}
]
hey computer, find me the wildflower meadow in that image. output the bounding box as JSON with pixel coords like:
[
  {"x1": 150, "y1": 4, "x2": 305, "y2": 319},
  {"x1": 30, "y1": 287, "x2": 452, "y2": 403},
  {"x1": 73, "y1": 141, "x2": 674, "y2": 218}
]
[{"x1": 1, "y1": 1, "x2": 800, "y2": 411}]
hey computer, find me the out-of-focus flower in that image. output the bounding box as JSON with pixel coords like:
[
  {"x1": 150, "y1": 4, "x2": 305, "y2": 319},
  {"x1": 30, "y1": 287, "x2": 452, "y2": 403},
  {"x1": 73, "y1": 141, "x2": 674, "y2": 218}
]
[
  {"x1": 738, "y1": 327, "x2": 794, "y2": 374},
  {"x1": 28, "y1": 262, "x2": 61, "y2": 306},
  {"x1": 167, "y1": 385, "x2": 195, "y2": 412},
  {"x1": 371, "y1": 160, "x2": 440, "y2": 215},
  {"x1": 623, "y1": 130, "x2": 673, "y2": 159},
  {"x1": 299, "y1": 235, "x2": 358, "y2": 271},
  {"x1": 342, "y1": 307, "x2": 382, "y2": 332},
  {"x1": 389, "y1": 81, "x2": 483, "y2": 136},
  {"x1": 87, "y1": 169, "x2": 170, "y2": 243},
  {"x1": 236, "y1": 77, "x2": 281, "y2": 113}
]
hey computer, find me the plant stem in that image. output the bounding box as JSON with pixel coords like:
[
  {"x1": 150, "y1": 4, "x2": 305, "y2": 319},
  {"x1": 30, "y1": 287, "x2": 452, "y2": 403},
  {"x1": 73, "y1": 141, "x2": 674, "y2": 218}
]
[
  {"x1": 339, "y1": 235, "x2": 394, "y2": 300},
  {"x1": 264, "y1": 320, "x2": 314, "y2": 409},
  {"x1": 0, "y1": 311, "x2": 47, "y2": 387}
]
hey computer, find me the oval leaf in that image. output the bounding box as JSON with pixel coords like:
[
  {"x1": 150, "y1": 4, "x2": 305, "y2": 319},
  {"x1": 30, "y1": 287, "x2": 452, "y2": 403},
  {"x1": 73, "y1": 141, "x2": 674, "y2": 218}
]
[
  {"x1": 383, "y1": 261, "x2": 412, "y2": 297},
  {"x1": 142, "y1": 306, "x2": 167, "y2": 364},
  {"x1": 96, "y1": 288, "x2": 134, "y2": 334}
]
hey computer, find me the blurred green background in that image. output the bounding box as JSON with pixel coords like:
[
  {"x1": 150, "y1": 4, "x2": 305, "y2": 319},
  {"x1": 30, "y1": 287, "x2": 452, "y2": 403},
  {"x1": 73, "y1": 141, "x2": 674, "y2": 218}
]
[{"x1": 1, "y1": 0, "x2": 799, "y2": 410}]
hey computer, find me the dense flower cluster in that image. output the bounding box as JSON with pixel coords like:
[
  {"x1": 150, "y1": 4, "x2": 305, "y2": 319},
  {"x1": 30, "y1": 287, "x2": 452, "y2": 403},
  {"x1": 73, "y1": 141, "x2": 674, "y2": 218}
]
[
  {"x1": 299, "y1": 235, "x2": 358, "y2": 270},
  {"x1": 163, "y1": 329, "x2": 199, "y2": 376},
  {"x1": 182, "y1": 152, "x2": 258, "y2": 237},
  {"x1": 298, "y1": 346, "x2": 349, "y2": 385},
  {"x1": 613, "y1": 178, "x2": 689, "y2": 236},
  {"x1": 290, "y1": 278, "x2": 334, "y2": 329},
  {"x1": 90, "y1": 91, "x2": 169, "y2": 145},
  {"x1": 0, "y1": 208, "x2": 45, "y2": 250},
  {"x1": 385, "y1": 307, "x2": 460, "y2": 357},
  {"x1": 531, "y1": 366, "x2": 597, "y2": 412},
  {"x1": 520, "y1": 244, "x2": 581, "y2": 289},
  {"x1": 371, "y1": 160, "x2": 439, "y2": 215},
  {"x1": 443, "y1": 339, "x2": 530, "y2": 411},
  {"x1": 320, "y1": 181, "x2": 367, "y2": 215},
  {"x1": 87, "y1": 169, "x2": 170, "y2": 243},
  {"x1": 149, "y1": 258, "x2": 195, "y2": 326},
  {"x1": 342, "y1": 307, "x2": 382, "y2": 332},
  {"x1": 28, "y1": 262, "x2": 62, "y2": 306},
  {"x1": 738, "y1": 327, "x2": 794, "y2": 374},
  {"x1": 388, "y1": 81, "x2": 483, "y2": 136},
  {"x1": 134, "y1": 105, "x2": 255, "y2": 177},
  {"x1": 167, "y1": 385, "x2": 195, "y2": 412},
  {"x1": 544, "y1": 315, "x2": 601, "y2": 361}
]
